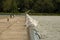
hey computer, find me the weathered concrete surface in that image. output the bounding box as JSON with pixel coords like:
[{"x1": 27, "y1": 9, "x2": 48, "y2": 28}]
[
  {"x1": 32, "y1": 16, "x2": 60, "y2": 40},
  {"x1": 0, "y1": 16, "x2": 29, "y2": 40}
]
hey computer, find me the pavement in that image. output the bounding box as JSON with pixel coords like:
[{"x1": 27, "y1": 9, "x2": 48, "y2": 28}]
[
  {"x1": 0, "y1": 16, "x2": 29, "y2": 40},
  {"x1": 32, "y1": 16, "x2": 60, "y2": 40}
]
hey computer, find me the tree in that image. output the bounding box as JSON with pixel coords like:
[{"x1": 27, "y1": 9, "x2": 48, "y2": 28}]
[
  {"x1": 2, "y1": 0, "x2": 12, "y2": 12},
  {"x1": 11, "y1": 0, "x2": 18, "y2": 13},
  {"x1": 0, "y1": 0, "x2": 60, "y2": 13},
  {"x1": 2, "y1": 0, "x2": 18, "y2": 13},
  {"x1": 0, "y1": 0, "x2": 3, "y2": 12}
]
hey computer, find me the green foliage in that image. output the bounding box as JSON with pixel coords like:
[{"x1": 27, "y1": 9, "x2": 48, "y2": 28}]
[
  {"x1": 0, "y1": 0, "x2": 60, "y2": 13},
  {"x1": 11, "y1": 0, "x2": 18, "y2": 13},
  {"x1": 2, "y1": 0, "x2": 18, "y2": 13},
  {"x1": 2, "y1": 0, "x2": 12, "y2": 12}
]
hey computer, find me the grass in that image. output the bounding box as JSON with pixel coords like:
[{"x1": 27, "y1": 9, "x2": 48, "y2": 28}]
[
  {"x1": 29, "y1": 13, "x2": 60, "y2": 16},
  {"x1": 0, "y1": 12, "x2": 60, "y2": 16},
  {"x1": 0, "y1": 12, "x2": 24, "y2": 15}
]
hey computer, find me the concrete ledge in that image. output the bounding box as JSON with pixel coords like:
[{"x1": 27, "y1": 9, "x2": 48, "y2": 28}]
[{"x1": 26, "y1": 14, "x2": 40, "y2": 40}]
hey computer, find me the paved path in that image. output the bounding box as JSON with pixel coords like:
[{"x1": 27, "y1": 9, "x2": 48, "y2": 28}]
[
  {"x1": 0, "y1": 16, "x2": 29, "y2": 40},
  {"x1": 32, "y1": 16, "x2": 60, "y2": 40}
]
